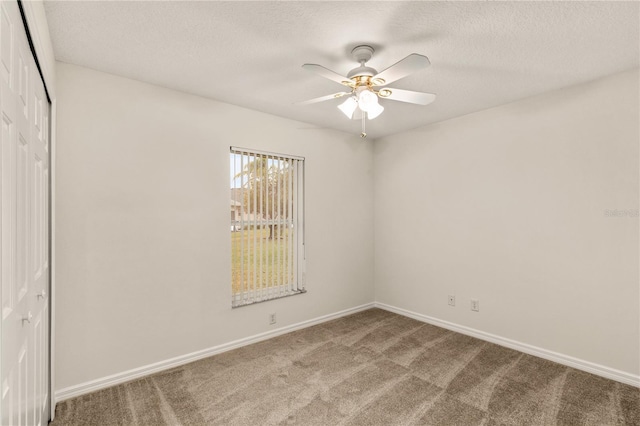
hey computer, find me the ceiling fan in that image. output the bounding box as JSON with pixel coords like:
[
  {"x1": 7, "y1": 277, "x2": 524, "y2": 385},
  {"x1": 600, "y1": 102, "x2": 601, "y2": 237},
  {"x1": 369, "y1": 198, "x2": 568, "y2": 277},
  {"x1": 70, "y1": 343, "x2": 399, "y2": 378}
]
[{"x1": 299, "y1": 45, "x2": 436, "y2": 137}]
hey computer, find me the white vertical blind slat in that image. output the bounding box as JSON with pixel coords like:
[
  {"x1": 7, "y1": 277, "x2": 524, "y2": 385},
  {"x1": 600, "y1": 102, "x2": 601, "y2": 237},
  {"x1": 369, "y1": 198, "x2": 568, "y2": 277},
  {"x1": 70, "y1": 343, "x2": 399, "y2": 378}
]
[
  {"x1": 240, "y1": 152, "x2": 245, "y2": 305},
  {"x1": 234, "y1": 152, "x2": 237, "y2": 305},
  {"x1": 277, "y1": 157, "x2": 283, "y2": 298},
  {"x1": 293, "y1": 160, "x2": 298, "y2": 292},
  {"x1": 284, "y1": 159, "x2": 289, "y2": 294},
  {"x1": 301, "y1": 160, "x2": 305, "y2": 290},
  {"x1": 252, "y1": 153, "x2": 257, "y2": 296},
  {"x1": 289, "y1": 161, "x2": 294, "y2": 293},
  {"x1": 255, "y1": 151, "x2": 264, "y2": 300},
  {"x1": 286, "y1": 160, "x2": 291, "y2": 293},
  {"x1": 270, "y1": 155, "x2": 275, "y2": 295}
]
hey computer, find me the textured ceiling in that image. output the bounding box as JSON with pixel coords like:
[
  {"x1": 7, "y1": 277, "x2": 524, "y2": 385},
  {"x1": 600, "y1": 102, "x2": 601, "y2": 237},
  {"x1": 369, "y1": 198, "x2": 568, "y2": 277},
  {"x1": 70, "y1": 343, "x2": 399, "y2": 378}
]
[{"x1": 44, "y1": 1, "x2": 639, "y2": 139}]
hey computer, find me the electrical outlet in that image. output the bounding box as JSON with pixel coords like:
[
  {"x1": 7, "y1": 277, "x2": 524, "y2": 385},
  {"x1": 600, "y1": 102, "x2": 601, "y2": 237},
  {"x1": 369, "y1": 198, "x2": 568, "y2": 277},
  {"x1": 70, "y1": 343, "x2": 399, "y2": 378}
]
[
  {"x1": 471, "y1": 300, "x2": 479, "y2": 312},
  {"x1": 448, "y1": 295, "x2": 455, "y2": 306},
  {"x1": 269, "y1": 313, "x2": 277, "y2": 325}
]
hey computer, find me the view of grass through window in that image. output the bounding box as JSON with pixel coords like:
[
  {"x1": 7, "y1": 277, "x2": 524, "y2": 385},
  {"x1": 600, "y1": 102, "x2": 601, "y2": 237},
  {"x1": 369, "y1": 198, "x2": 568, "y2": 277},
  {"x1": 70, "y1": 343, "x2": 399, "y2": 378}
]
[
  {"x1": 230, "y1": 228, "x2": 294, "y2": 295},
  {"x1": 230, "y1": 148, "x2": 304, "y2": 307}
]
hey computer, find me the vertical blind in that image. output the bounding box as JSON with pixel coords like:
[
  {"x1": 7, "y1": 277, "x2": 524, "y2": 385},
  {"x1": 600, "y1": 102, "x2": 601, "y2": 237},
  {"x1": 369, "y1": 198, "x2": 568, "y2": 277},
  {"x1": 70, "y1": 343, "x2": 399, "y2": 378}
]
[{"x1": 230, "y1": 147, "x2": 305, "y2": 308}]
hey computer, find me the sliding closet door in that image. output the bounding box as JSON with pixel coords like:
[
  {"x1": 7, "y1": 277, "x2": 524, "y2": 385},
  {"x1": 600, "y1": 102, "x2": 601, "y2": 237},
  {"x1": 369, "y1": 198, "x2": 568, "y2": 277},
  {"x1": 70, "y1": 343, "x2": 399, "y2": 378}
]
[{"x1": 0, "y1": 1, "x2": 50, "y2": 424}]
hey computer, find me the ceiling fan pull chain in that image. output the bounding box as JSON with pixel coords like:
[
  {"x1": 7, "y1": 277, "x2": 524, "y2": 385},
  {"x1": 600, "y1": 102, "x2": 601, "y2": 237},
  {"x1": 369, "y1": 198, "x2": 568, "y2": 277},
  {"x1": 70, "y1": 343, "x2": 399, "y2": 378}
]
[{"x1": 361, "y1": 113, "x2": 367, "y2": 138}]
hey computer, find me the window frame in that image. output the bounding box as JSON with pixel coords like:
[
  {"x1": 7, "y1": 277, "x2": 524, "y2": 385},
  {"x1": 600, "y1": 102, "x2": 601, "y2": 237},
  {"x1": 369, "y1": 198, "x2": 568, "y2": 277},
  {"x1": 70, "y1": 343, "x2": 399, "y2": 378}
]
[{"x1": 230, "y1": 146, "x2": 306, "y2": 308}]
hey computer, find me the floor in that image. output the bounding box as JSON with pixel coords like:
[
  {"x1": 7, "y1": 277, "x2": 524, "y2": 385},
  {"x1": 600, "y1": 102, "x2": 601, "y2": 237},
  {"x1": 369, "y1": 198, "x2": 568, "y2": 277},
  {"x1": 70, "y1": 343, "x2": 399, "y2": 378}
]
[{"x1": 52, "y1": 308, "x2": 639, "y2": 425}]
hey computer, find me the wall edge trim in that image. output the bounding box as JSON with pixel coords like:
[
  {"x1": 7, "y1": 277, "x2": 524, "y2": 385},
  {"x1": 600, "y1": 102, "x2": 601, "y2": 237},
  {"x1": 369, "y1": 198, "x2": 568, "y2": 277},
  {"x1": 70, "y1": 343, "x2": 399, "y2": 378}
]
[
  {"x1": 54, "y1": 302, "x2": 375, "y2": 402},
  {"x1": 375, "y1": 302, "x2": 639, "y2": 388}
]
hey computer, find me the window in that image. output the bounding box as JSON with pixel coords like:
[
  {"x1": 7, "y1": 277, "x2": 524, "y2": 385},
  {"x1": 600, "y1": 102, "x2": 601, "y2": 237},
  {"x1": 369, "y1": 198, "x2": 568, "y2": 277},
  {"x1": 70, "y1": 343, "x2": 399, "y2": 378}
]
[{"x1": 230, "y1": 147, "x2": 305, "y2": 307}]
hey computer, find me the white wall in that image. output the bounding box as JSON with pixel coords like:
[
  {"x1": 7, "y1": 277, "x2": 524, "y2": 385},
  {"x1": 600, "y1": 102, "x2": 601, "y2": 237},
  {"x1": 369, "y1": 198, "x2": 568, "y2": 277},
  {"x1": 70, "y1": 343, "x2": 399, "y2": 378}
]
[
  {"x1": 54, "y1": 62, "x2": 374, "y2": 391},
  {"x1": 374, "y1": 69, "x2": 640, "y2": 376},
  {"x1": 55, "y1": 61, "x2": 638, "y2": 392}
]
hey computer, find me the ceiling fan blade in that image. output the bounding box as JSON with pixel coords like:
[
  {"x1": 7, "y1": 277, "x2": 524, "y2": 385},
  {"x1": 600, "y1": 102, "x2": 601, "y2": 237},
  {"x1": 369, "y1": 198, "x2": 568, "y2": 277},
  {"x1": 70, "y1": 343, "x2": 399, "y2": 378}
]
[
  {"x1": 296, "y1": 92, "x2": 350, "y2": 105},
  {"x1": 380, "y1": 88, "x2": 436, "y2": 105},
  {"x1": 372, "y1": 54, "x2": 431, "y2": 85},
  {"x1": 302, "y1": 64, "x2": 350, "y2": 86}
]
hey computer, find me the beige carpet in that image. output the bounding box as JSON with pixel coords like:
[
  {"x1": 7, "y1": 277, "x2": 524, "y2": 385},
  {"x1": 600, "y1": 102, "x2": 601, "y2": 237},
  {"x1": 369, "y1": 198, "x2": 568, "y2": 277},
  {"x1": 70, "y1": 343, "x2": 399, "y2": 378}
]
[{"x1": 52, "y1": 309, "x2": 639, "y2": 425}]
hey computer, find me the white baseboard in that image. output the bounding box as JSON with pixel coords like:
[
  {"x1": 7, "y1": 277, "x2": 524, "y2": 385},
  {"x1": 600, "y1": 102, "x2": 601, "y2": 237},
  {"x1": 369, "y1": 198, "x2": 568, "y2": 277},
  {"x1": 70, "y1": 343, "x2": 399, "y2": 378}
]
[
  {"x1": 54, "y1": 302, "x2": 375, "y2": 402},
  {"x1": 375, "y1": 302, "x2": 640, "y2": 388},
  {"x1": 54, "y1": 299, "x2": 638, "y2": 405}
]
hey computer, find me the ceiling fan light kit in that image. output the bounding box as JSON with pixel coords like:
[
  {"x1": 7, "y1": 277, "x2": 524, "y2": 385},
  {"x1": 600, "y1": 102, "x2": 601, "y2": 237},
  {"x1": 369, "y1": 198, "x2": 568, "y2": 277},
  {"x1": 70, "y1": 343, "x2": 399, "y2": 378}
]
[{"x1": 299, "y1": 44, "x2": 436, "y2": 137}]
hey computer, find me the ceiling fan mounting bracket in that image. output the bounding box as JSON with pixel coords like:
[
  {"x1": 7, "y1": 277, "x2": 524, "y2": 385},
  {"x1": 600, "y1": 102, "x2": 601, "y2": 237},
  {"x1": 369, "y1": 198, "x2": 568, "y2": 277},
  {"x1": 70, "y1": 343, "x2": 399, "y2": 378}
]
[{"x1": 351, "y1": 45, "x2": 374, "y2": 64}]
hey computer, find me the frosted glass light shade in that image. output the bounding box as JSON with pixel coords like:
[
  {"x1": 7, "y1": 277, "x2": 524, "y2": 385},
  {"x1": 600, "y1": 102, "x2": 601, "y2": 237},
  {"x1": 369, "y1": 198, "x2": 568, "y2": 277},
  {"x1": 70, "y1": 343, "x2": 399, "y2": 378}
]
[
  {"x1": 366, "y1": 102, "x2": 384, "y2": 119},
  {"x1": 337, "y1": 96, "x2": 357, "y2": 118},
  {"x1": 358, "y1": 89, "x2": 378, "y2": 112}
]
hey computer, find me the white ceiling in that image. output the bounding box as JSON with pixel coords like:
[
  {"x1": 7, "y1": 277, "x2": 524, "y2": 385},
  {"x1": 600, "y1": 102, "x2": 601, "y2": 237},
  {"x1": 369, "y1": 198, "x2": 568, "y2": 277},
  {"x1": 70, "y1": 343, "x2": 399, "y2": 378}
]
[{"x1": 44, "y1": 1, "x2": 639, "y2": 139}]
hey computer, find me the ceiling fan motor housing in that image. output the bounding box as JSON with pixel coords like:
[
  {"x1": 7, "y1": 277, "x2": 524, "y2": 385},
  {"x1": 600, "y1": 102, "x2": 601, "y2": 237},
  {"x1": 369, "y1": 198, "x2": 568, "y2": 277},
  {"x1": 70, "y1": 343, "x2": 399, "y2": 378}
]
[{"x1": 347, "y1": 66, "x2": 377, "y2": 79}]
